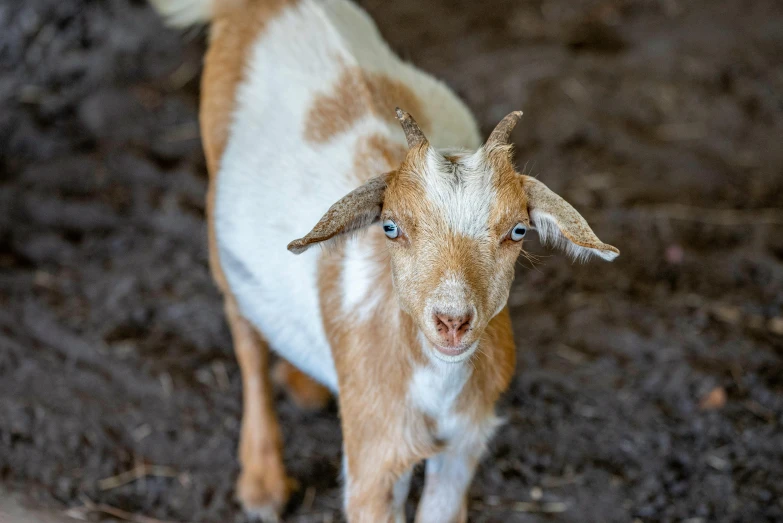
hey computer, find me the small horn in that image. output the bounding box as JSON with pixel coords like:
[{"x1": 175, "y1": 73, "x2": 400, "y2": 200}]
[
  {"x1": 486, "y1": 110, "x2": 523, "y2": 148},
  {"x1": 395, "y1": 107, "x2": 428, "y2": 149}
]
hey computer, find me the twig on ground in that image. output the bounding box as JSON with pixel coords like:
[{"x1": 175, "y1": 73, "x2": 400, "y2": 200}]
[{"x1": 98, "y1": 464, "x2": 179, "y2": 491}]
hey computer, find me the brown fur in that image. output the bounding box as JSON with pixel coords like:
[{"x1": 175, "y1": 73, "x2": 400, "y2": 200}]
[
  {"x1": 457, "y1": 307, "x2": 516, "y2": 417},
  {"x1": 272, "y1": 360, "x2": 331, "y2": 410},
  {"x1": 354, "y1": 133, "x2": 408, "y2": 183},
  {"x1": 304, "y1": 67, "x2": 430, "y2": 144}
]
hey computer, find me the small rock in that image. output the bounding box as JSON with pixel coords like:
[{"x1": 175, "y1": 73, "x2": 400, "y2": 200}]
[
  {"x1": 665, "y1": 244, "x2": 684, "y2": 264},
  {"x1": 699, "y1": 387, "x2": 727, "y2": 410},
  {"x1": 711, "y1": 305, "x2": 741, "y2": 325},
  {"x1": 768, "y1": 317, "x2": 783, "y2": 336}
]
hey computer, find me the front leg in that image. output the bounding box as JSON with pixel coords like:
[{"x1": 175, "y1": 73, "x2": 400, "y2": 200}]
[
  {"x1": 415, "y1": 448, "x2": 481, "y2": 523},
  {"x1": 343, "y1": 460, "x2": 412, "y2": 523}
]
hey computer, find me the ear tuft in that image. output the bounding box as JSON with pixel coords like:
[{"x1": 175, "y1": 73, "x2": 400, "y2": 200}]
[{"x1": 532, "y1": 210, "x2": 619, "y2": 262}]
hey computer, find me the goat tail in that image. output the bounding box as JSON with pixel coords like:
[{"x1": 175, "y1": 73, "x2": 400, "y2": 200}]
[{"x1": 149, "y1": 0, "x2": 216, "y2": 28}]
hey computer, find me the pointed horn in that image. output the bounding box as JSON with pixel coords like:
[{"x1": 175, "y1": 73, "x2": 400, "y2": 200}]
[
  {"x1": 395, "y1": 107, "x2": 428, "y2": 149},
  {"x1": 486, "y1": 110, "x2": 523, "y2": 148}
]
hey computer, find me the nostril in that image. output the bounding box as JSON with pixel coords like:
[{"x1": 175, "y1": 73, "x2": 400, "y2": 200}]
[
  {"x1": 434, "y1": 314, "x2": 448, "y2": 331},
  {"x1": 434, "y1": 312, "x2": 473, "y2": 345}
]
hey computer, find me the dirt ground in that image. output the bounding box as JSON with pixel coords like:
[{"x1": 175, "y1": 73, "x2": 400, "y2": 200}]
[{"x1": 1, "y1": 0, "x2": 783, "y2": 521}]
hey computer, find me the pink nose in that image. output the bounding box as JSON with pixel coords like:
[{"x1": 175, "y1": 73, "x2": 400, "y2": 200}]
[{"x1": 433, "y1": 312, "x2": 473, "y2": 347}]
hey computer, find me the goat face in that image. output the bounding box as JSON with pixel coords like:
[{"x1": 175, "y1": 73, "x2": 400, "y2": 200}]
[
  {"x1": 379, "y1": 146, "x2": 526, "y2": 361},
  {"x1": 288, "y1": 111, "x2": 619, "y2": 362}
]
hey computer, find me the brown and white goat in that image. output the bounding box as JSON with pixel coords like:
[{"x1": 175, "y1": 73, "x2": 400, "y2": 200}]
[{"x1": 151, "y1": 0, "x2": 619, "y2": 520}]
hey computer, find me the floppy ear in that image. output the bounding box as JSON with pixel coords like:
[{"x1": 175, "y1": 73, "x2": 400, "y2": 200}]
[
  {"x1": 523, "y1": 176, "x2": 619, "y2": 262},
  {"x1": 287, "y1": 174, "x2": 389, "y2": 254}
]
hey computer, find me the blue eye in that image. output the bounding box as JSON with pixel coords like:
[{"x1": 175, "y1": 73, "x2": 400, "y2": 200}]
[
  {"x1": 510, "y1": 223, "x2": 526, "y2": 241},
  {"x1": 383, "y1": 219, "x2": 399, "y2": 239}
]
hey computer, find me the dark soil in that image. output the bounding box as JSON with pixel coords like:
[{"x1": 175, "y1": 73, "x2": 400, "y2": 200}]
[{"x1": 2, "y1": 0, "x2": 783, "y2": 521}]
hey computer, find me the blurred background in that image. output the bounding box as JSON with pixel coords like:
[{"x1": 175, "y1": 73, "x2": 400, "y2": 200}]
[{"x1": 1, "y1": 0, "x2": 782, "y2": 521}]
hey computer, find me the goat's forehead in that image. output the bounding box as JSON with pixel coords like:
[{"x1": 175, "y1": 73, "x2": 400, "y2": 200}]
[{"x1": 418, "y1": 148, "x2": 502, "y2": 236}]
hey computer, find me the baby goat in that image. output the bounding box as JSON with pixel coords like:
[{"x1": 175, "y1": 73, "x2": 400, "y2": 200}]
[{"x1": 152, "y1": 0, "x2": 619, "y2": 521}]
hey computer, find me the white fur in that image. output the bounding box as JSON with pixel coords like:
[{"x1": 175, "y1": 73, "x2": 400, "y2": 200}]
[
  {"x1": 531, "y1": 210, "x2": 619, "y2": 262},
  {"x1": 416, "y1": 451, "x2": 473, "y2": 522},
  {"x1": 149, "y1": 0, "x2": 212, "y2": 27},
  {"x1": 392, "y1": 469, "x2": 413, "y2": 523},
  {"x1": 409, "y1": 352, "x2": 472, "y2": 419},
  {"x1": 341, "y1": 235, "x2": 384, "y2": 322},
  {"x1": 423, "y1": 148, "x2": 496, "y2": 239},
  {"x1": 409, "y1": 347, "x2": 503, "y2": 521},
  {"x1": 215, "y1": 0, "x2": 480, "y2": 392}
]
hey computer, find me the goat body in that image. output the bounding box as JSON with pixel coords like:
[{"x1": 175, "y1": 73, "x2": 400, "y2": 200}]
[{"x1": 151, "y1": 0, "x2": 619, "y2": 521}]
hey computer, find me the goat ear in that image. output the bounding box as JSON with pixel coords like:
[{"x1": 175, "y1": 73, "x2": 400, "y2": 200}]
[
  {"x1": 523, "y1": 176, "x2": 619, "y2": 262},
  {"x1": 287, "y1": 174, "x2": 388, "y2": 254}
]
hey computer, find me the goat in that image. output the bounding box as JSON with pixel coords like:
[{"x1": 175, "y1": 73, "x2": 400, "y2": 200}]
[{"x1": 150, "y1": 0, "x2": 619, "y2": 521}]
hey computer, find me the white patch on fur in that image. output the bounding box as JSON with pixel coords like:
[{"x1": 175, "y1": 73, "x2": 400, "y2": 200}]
[
  {"x1": 416, "y1": 452, "x2": 471, "y2": 522},
  {"x1": 149, "y1": 0, "x2": 212, "y2": 27},
  {"x1": 410, "y1": 345, "x2": 504, "y2": 522},
  {"x1": 416, "y1": 413, "x2": 502, "y2": 522},
  {"x1": 341, "y1": 453, "x2": 351, "y2": 514},
  {"x1": 422, "y1": 148, "x2": 497, "y2": 239},
  {"x1": 409, "y1": 349, "x2": 471, "y2": 420},
  {"x1": 341, "y1": 234, "x2": 384, "y2": 321},
  {"x1": 532, "y1": 209, "x2": 619, "y2": 262}
]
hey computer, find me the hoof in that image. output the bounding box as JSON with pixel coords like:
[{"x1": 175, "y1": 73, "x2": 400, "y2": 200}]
[{"x1": 236, "y1": 470, "x2": 295, "y2": 522}]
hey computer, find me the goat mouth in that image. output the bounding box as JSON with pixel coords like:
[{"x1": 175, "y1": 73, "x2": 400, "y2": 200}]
[
  {"x1": 434, "y1": 345, "x2": 469, "y2": 357},
  {"x1": 429, "y1": 340, "x2": 480, "y2": 362}
]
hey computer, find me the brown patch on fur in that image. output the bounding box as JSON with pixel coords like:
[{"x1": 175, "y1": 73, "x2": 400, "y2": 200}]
[
  {"x1": 458, "y1": 307, "x2": 516, "y2": 418},
  {"x1": 304, "y1": 67, "x2": 430, "y2": 144},
  {"x1": 201, "y1": 0, "x2": 298, "y2": 290},
  {"x1": 272, "y1": 360, "x2": 332, "y2": 410},
  {"x1": 353, "y1": 134, "x2": 407, "y2": 182}
]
